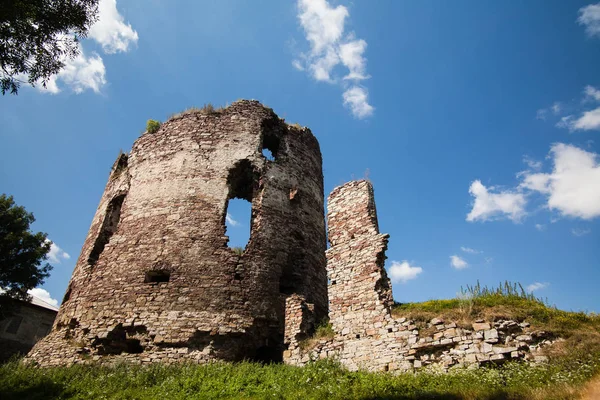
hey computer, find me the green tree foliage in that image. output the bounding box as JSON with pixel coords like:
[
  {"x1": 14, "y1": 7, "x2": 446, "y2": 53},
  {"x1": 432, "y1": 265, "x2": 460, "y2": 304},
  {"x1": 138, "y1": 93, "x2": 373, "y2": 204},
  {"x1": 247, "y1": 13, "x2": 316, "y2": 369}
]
[
  {"x1": 1, "y1": 0, "x2": 99, "y2": 94},
  {"x1": 0, "y1": 194, "x2": 52, "y2": 317}
]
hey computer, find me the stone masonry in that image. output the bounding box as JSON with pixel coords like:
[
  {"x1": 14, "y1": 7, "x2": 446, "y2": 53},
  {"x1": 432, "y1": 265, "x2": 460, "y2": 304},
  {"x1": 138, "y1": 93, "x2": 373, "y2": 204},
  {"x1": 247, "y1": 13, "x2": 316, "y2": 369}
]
[
  {"x1": 27, "y1": 101, "x2": 328, "y2": 366},
  {"x1": 283, "y1": 180, "x2": 556, "y2": 372},
  {"x1": 28, "y1": 102, "x2": 555, "y2": 370}
]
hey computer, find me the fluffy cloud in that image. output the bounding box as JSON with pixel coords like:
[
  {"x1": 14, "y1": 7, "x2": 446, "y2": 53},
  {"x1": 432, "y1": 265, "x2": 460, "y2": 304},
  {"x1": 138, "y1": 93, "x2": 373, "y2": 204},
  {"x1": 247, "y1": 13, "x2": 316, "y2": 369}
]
[
  {"x1": 520, "y1": 144, "x2": 600, "y2": 220},
  {"x1": 295, "y1": 0, "x2": 374, "y2": 119},
  {"x1": 535, "y1": 224, "x2": 546, "y2": 231},
  {"x1": 46, "y1": 240, "x2": 71, "y2": 264},
  {"x1": 579, "y1": 2, "x2": 600, "y2": 37},
  {"x1": 39, "y1": 47, "x2": 106, "y2": 94},
  {"x1": 460, "y1": 247, "x2": 481, "y2": 254},
  {"x1": 343, "y1": 86, "x2": 374, "y2": 119},
  {"x1": 388, "y1": 261, "x2": 423, "y2": 283},
  {"x1": 89, "y1": 0, "x2": 139, "y2": 54},
  {"x1": 526, "y1": 282, "x2": 549, "y2": 293},
  {"x1": 559, "y1": 107, "x2": 600, "y2": 131},
  {"x1": 466, "y1": 180, "x2": 527, "y2": 222},
  {"x1": 27, "y1": 288, "x2": 59, "y2": 307},
  {"x1": 450, "y1": 255, "x2": 468, "y2": 270},
  {"x1": 31, "y1": 0, "x2": 136, "y2": 94},
  {"x1": 585, "y1": 85, "x2": 600, "y2": 101},
  {"x1": 226, "y1": 213, "x2": 239, "y2": 227},
  {"x1": 469, "y1": 143, "x2": 600, "y2": 224},
  {"x1": 554, "y1": 85, "x2": 600, "y2": 131}
]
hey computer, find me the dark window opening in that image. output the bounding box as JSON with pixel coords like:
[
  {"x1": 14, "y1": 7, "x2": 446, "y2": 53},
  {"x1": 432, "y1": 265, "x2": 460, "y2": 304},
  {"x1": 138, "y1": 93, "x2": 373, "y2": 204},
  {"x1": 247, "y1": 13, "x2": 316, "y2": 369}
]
[
  {"x1": 145, "y1": 270, "x2": 170, "y2": 283},
  {"x1": 384, "y1": 365, "x2": 389, "y2": 372},
  {"x1": 225, "y1": 198, "x2": 251, "y2": 251},
  {"x1": 355, "y1": 334, "x2": 361, "y2": 339},
  {"x1": 62, "y1": 284, "x2": 72, "y2": 303},
  {"x1": 88, "y1": 194, "x2": 125, "y2": 266},
  {"x1": 331, "y1": 280, "x2": 336, "y2": 285},
  {"x1": 388, "y1": 328, "x2": 393, "y2": 333},
  {"x1": 262, "y1": 132, "x2": 280, "y2": 161},
  {"x1": 225, "y1": 160, "x2": 257, "y2": 251},
  {"x1": 6, "y1": 316, "x2": 23, "y2": 334}
]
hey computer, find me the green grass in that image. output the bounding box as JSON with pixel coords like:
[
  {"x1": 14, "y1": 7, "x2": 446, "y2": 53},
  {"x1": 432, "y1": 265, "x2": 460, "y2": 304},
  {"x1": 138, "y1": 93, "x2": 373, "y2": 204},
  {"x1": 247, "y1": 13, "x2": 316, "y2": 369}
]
[
  {"x1": 4, "y1": 282, "x2": 598, "y2": 399},
  {"x1": 392, "y1": 281, "x2": 600, "y2": 358},
  {"x1": 299, "y1": 320, "x2": 335, "y2": 350},
  {"x1": 1, "y1": 356, "x2": 599, "y2": 400}
]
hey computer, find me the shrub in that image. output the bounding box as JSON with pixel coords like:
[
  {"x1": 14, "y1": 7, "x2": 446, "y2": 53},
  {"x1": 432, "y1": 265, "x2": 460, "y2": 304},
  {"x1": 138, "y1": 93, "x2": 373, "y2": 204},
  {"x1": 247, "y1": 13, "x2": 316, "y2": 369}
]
[{"x1": 146, "y1": 119, "x2": 161, "y2": 134}]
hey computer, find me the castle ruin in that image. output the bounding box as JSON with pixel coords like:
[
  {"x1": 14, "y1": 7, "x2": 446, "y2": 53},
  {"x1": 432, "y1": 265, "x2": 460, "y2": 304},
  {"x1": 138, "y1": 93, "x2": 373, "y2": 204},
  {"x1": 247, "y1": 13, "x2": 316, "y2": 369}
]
[{"x1": 28, "y1": 101, "x2": 553, "y2": 371}]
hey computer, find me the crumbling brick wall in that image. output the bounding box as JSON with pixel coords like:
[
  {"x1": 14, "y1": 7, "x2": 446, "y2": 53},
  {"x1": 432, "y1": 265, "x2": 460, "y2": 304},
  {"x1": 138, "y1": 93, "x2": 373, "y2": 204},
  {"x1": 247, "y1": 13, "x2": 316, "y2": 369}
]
[
  {"x1": 283, "y1": 180, "x2": 554, "y2": 372},
  {"x1": 27, "y1": 100, "x2": 328, "y2": 366}
]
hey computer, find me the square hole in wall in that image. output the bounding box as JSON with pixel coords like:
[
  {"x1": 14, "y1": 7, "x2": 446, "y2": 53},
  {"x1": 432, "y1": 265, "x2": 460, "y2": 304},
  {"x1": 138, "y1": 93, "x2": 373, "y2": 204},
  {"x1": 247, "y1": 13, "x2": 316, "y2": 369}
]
[{"x1": 145, "y1": 270, "x2": 170, "y2": 283}]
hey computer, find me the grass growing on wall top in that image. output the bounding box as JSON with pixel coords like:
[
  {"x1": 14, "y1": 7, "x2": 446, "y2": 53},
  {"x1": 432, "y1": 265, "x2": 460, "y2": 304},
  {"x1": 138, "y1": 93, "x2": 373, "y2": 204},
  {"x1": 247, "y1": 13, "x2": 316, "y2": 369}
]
[{"x1": 392, "y1": 281, "x2": 600, "y2": 359}]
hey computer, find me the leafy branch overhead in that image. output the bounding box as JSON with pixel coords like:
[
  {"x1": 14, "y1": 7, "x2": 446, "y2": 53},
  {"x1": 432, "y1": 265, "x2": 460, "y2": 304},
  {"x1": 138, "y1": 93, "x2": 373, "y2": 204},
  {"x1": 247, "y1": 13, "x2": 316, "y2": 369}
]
[{"x1": 0, "y1": 0, "x2": 99, "y2": 94}]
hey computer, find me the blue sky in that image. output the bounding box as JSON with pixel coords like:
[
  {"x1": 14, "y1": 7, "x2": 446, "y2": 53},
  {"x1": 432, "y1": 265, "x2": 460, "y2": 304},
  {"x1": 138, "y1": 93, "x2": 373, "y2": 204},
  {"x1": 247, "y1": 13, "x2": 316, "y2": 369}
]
[{"x1": 1, "y1": 0, "x2": 600, "y2": 312}]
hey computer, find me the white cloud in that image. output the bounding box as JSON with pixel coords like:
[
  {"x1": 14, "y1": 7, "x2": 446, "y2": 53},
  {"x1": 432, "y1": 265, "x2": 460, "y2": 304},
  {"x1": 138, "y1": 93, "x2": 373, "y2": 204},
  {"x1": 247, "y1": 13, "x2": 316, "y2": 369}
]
[
  {"x1": 292, "y1": 59, "x2": 305, "y2": 71},
  {"x1": 585, "y1": 85, "x2": 600, "y2": 102},
  {"x1": 46, "y1": 48, "x2": 106, "y2": 94},
  {"x1": 343, "y1": 86, "x2": 374, "y2": 119},
  {"x1": 388, "y1": 261, "x2": 423, "y2": 283},
  {"x1": 536, "y1": 103, "x2": 562, "y2": 120},
  {"x1": 46, "y1": 240, "x2": 71, "y2": 264},
  {"x1": 484, "y1": 257, "x2": 493, "y2": 264},
  {"x1": 520, "y1": 143, "x2": 600, "y2": 220},
  {"x1": 579, "y1": 2, "x2": 600, "y2": 37},
  {"x1": 460, "y1": 247, "x2": 481, "y2": 254},
  {"x1": 295, "y1": 0, "x2": 374, "y2": 118},
  {"x1": 523, "y1": 156, "x2": 543, "y2": 171},
  {"x1": 526, "y1": 282, "x2": 549, "y2": 293},
  {"x1": 551, "y1": 102, "x2": 562, "y2": 114},
  {"x1": 559, "y1": 107, "x2": 600, "y2": 131},
  {"x1": 226, "y1": 213, "x2": 239, "y2": 227},
  {"x1": 25, "y1": 0, "x2": 137, "y2": 95},
  {"x1": 466, "y1": 180, "x2": 527, "y2": 222},
  {"x1": 450, "y1": 255, "x2": 468, "y2": 270},
  {"x1": 572, "y1": 228, "x2": 591, "y2": 237},
  {"x1": 27, "y1": 288, "x2": 59, "y2": 307},
  {"x1": 535, "y1": 224, "x2": 546, "y2": 231},
  {"x1": 89, "y1": 0, "x2": 139, "y2": 54},
  {"x1": 339, "y1": 38, "x2": 369, "y2": 81},
  {"x1": 536, "y1": 109, "x2": 547, "y2": 121}
]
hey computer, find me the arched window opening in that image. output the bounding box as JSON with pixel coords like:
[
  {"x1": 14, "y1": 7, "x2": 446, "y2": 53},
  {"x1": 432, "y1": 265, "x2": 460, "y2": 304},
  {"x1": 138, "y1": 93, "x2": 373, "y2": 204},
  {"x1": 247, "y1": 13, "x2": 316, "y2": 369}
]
[
  {"x1": 88, "y1": 194, "x2": 125, "y2": 266},
  {"x1": 262, "y1": 132, "x2": 280, "y2": 161},
  {"x1": 225, "y1": 160, "x2": 257, "y2": 251},
  {"x1": 225, "y1": 198, "x2": 251, "y2": 251}
]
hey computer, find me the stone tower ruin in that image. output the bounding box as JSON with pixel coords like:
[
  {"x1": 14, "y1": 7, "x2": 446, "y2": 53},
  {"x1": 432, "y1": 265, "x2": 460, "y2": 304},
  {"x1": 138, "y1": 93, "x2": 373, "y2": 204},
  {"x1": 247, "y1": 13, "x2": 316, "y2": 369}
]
[{"x1": 28, "y1": 101, "x2": 328, "y2": 365}]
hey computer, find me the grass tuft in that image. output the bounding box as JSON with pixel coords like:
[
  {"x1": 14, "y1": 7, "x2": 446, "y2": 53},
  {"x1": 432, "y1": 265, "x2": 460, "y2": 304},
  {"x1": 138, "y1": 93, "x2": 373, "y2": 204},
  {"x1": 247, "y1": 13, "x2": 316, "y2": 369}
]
[{"x1": 146, "y1": 119, "x2": 161, "y2": 134}]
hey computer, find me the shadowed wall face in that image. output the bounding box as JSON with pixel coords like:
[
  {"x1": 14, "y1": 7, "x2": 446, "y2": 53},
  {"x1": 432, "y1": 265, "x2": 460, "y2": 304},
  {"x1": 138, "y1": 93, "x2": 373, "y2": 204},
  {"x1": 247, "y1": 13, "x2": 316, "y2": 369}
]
[{"x1": 27, "y1": 101, "x2": 327, "y2": 366}]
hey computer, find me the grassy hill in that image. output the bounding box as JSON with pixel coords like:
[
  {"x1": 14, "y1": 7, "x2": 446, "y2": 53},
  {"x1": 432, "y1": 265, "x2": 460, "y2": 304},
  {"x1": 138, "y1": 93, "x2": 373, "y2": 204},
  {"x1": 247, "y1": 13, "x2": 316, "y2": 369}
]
[{"x1": 2, "y1": 282, "x2": 599, "y2": 400}]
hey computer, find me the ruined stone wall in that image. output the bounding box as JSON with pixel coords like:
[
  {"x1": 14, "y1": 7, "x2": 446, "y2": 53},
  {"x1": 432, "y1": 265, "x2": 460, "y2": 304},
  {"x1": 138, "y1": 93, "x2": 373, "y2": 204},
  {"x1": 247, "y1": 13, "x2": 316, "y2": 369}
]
[
  {"x1": 28, "y1": 100, "x2": 327, "y2": 366},
  {"x1": 283, "y1": 180, "x2": 554, "y2": 372}
]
